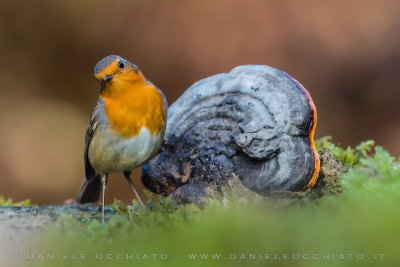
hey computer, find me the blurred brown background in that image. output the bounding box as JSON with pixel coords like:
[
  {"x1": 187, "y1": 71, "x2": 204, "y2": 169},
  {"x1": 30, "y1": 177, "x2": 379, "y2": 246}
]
[{"x1": 1, "y1": 0, "x2": 399, "y2": 205}]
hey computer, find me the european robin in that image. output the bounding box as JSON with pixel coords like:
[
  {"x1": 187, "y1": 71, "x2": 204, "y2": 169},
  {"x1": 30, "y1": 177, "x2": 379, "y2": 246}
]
[{"x1": 76, "y1": 55, "x2": 167, "y2": 223}]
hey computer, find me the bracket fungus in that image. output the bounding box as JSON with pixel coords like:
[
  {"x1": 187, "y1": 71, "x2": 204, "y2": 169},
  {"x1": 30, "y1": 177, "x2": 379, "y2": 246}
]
[{"x1": 142, "y1": 65, "x2": 320, "y2": 201}]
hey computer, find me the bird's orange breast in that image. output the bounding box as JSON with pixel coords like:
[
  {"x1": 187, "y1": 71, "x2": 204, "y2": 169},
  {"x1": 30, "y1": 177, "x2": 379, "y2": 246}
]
[{"x1": 102, "y1": 82, "x2": 166, "y2": 138}]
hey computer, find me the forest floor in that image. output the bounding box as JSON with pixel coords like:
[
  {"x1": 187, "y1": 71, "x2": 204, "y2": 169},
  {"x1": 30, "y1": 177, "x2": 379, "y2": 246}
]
[{"x1": 1, "y1": 137, "x2": 399, "y2": 267}]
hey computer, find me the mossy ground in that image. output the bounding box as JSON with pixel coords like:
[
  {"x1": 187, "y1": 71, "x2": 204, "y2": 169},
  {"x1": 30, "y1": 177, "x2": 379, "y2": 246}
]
[{"x1": 4, "y1": 137, "x2": 400, "y2": 267}]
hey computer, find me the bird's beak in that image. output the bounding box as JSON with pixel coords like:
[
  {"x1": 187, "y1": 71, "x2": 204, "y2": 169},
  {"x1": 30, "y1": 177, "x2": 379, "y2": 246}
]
[
  {"x1": 104, "y1": 74, "x2": 113, "y2": 82},
  {"x1": 99, "y1": 74, "x2": 113, "y2": 93}
]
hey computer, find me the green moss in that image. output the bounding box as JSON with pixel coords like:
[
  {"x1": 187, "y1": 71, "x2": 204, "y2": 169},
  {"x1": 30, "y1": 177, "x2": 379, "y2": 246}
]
[
  {"x1": 315, "y1": 136, "x2": 375, "y2": 167},
  {"x1": 18, "y1": 138, "x2": 400, "y2": 266},
  {"x1": 0, "y1": 196, "x2": 32, "y2": 207}
]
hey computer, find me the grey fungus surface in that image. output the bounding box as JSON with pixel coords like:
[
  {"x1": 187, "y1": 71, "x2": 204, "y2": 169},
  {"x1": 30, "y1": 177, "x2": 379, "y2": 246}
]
[{"x1": 142, "y1": 65, "x2": 320, "y2": 200}]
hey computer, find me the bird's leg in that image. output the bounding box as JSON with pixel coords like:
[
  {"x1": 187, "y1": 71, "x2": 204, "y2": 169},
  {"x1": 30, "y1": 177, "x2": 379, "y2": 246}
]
[
  {"x1": 100, "y1": 173, "x2": 108, "y2": 223},
  {"x1": 124, "y1": 171, "x2": 145, "y2": 208}
]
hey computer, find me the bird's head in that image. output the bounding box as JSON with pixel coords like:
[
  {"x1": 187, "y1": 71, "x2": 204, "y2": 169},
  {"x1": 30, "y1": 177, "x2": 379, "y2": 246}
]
[{"x1": 94, "y1": 55, "x2": 144, "y2": 97}]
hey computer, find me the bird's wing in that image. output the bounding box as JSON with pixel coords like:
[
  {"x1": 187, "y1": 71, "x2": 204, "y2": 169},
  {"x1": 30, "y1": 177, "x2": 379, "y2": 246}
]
[
  {"x1": 76, "y1": 99, "x2": 103, "y2": 203},
  {"x1": 84, "y1": 99, "x2": 101, "y2": 179}
]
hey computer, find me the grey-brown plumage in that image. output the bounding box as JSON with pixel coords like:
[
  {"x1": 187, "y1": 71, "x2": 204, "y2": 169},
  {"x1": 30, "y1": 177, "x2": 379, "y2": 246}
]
[
  {"x1": 76, "y1": 99, "x2": 102, "y2": 204},
  {"x1": 93, "y1": 55, "x2": 138, "y2": 76}
]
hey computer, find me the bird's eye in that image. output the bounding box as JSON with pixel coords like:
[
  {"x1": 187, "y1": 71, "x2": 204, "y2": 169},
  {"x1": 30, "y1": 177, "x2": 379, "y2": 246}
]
[{"x1": 118, "y1": 61, "x2": 125, "y2": 69}]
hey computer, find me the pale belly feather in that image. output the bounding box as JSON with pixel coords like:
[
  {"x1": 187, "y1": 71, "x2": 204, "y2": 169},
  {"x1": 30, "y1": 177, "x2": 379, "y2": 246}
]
[{"x1": 88, "y1": 127, "x2": 163, "y2": 173}]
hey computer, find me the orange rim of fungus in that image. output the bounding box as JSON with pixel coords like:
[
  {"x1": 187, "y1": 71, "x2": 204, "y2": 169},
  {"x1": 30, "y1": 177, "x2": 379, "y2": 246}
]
[{"x1": 286, "y1": 75, "x2": 320, "y2": 189}]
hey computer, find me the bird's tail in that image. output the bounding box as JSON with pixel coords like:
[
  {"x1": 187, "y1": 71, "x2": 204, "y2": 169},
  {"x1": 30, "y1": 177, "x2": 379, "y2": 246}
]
[{"x1": 76, "y1": 176, "x2": 102, "y2": 204}]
